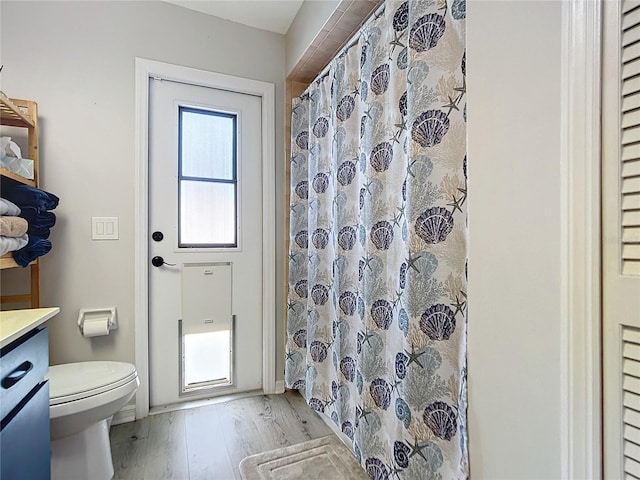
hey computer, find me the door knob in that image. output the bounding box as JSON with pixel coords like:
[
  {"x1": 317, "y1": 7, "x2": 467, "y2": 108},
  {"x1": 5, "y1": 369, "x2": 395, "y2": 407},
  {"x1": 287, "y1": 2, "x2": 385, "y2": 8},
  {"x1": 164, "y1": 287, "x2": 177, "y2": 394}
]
[{"x1": 152, "y1": 256, "x2": 175, "y2": 267}]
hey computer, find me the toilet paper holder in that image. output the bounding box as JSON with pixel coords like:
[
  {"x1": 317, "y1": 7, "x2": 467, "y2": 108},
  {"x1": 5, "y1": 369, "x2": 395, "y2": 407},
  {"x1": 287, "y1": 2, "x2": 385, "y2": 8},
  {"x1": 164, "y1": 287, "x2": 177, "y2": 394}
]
[{"x1": 77, "y1": 307, "x2": 118, "y2": 337}]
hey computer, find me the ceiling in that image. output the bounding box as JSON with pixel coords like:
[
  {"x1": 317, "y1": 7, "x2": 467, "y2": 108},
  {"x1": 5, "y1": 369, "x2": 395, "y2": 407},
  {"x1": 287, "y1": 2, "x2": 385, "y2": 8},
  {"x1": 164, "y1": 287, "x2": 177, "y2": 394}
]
[{"x1": 163, "y1": 0, "x2": 305, "y2": 35}]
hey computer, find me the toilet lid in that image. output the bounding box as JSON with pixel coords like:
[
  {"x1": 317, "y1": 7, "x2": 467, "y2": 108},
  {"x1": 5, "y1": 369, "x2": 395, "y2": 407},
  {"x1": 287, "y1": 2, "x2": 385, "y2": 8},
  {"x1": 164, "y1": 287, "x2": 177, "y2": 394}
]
[{"x1": 48, "y1": 361, "x2": 137, "y2": 405}]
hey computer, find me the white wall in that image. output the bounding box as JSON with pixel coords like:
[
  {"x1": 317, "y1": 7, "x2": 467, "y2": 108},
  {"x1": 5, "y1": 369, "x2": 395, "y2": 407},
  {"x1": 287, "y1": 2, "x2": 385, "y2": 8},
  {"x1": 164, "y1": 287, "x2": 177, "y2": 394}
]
[
  {"x1": 0, "y1": 1, "x2": 286, "y2": 378},
  {"x1": 467, "y1": 1, "x2": 562, "y2": 478}
]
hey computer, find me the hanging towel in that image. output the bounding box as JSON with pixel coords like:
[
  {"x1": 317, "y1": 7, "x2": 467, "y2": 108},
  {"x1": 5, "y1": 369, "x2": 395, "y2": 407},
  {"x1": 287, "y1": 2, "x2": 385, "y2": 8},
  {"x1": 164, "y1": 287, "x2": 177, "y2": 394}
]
[
  {"x1": 2, "y1": 184, "x2": 59, "y2": 211},
  {"x1": 0, "y1": 234, "x2": 29, "y2": 256},
  {"x1": 0, "y1": 198, "x2": 20, "y2": 216},
  {"x1": 13, "y1": 237, "x2": 51, "y2": 267},
  {"x1": 0, "y1": 216, "x2": 28, "y2": 237}
]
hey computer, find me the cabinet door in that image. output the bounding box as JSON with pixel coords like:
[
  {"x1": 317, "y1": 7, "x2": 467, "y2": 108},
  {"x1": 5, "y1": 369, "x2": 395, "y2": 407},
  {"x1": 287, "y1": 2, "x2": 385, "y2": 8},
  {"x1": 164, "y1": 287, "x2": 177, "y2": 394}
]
[
  {"x1": 0, "y1": 381, "x2": 50, "y2": 480},
  {"x1": 0, "y1": 327, "x2": 49, "y2": 420}
]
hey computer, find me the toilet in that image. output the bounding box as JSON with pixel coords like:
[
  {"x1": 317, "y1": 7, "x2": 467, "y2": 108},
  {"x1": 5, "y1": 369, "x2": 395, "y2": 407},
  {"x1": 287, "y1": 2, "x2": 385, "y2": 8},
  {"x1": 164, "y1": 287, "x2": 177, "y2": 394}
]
[{"x1": 47, "y1": 361, "x2": 139, "y2": 480}]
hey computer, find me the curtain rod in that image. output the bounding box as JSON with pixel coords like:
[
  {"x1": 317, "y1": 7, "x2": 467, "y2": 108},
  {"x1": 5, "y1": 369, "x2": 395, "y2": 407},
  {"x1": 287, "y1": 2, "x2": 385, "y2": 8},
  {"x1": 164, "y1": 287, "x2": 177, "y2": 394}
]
[{"x1": 305, "y1": 2, "x2": 386, "y2": 90}]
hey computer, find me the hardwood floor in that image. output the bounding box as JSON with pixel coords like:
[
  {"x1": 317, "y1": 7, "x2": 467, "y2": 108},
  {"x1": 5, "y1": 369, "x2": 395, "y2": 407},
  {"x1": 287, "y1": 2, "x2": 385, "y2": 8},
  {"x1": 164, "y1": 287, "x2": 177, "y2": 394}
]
[{"x1": 109, "y1": 390, "x2": 334, "y2": 480}]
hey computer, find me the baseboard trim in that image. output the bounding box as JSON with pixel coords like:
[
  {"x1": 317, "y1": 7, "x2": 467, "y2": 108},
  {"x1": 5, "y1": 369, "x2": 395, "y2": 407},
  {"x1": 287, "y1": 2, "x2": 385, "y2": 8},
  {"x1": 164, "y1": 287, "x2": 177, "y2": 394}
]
[
  {"x1": 111, "y1": 404, "x2": 136, "y2": 426},
  {"x1": 275, "y1": 380, "x2": 285, "y2": 394}
]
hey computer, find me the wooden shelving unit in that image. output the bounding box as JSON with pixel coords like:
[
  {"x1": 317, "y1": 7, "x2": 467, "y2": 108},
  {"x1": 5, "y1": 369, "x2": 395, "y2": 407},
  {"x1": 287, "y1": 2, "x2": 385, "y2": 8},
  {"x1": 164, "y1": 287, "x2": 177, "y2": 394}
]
[{"x1": 0, "y1": 95, "x2": 40, "y2": 308}]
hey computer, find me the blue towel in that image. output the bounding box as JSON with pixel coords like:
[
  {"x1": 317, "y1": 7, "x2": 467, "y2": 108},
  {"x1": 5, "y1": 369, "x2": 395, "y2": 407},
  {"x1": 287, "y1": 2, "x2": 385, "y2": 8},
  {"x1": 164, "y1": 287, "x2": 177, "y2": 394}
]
[
  {"x1": 19, "y1": 206, "x2": 55, "y2": 238},
  {"x1": 2, "y1": 184, "x2": 59, "y2": 211},
  {"x1": 19, "y1": 207, "x2": 56, "y2": 227},
  {"x1": 13, "y1": 237, "x2": 52, "y2": 267},
  {"x1": 27, "y1": 224, "x2": 51, "y2": 239}
]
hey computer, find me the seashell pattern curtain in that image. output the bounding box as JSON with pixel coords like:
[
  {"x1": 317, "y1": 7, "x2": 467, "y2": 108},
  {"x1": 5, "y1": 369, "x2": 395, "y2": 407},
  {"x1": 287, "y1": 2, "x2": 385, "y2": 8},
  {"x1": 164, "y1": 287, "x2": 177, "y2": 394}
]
[{"x1": 286, "y1": 0, "x2": 467, "y2": 478}]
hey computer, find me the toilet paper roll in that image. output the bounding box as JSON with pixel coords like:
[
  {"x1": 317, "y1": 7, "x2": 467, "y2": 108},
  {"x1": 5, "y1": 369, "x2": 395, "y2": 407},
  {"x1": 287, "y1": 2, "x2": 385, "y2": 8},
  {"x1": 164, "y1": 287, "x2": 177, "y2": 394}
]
[{"x1": 82, "y1": 316, "x2": 110, "y2": 337}]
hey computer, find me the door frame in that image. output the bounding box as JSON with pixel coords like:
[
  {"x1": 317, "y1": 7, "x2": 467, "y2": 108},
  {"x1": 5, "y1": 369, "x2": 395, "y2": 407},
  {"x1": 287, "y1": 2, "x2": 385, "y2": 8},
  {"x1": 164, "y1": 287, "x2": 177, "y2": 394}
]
[
  {"x1": 559, "y1": 0, "x2": 602, "y2": 477},
  {"x1": 134, "y1": 58, "x2": 276, "y2": 418}
]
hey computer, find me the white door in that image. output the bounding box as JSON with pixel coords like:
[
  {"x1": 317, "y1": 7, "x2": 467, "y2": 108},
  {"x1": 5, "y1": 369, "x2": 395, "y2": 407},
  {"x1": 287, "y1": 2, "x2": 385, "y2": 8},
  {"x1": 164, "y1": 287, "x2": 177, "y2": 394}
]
[
  {"x1": 148, "y1": 78, "x2": 263, "y2": 407},
  {"x1": 603, "y1": 0, "x2": 640, "y2": 477}
]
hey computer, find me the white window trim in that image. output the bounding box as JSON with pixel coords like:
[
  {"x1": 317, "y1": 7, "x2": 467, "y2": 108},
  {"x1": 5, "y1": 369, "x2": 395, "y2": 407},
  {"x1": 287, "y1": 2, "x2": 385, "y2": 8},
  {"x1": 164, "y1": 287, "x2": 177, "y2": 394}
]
[
  {"x1": 559, "y1": 0, "x2": 602, "y2": 477},
  {"x1": 134, "y1": 58, "x2": 276, "y2": 418}
]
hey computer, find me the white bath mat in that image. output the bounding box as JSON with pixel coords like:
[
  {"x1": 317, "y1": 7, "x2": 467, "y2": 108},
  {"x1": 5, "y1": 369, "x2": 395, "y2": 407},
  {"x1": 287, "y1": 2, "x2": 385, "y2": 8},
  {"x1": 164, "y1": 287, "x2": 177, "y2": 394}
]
[{"x1": 239, "y1": 435, "x2": 368, "y2": 480}]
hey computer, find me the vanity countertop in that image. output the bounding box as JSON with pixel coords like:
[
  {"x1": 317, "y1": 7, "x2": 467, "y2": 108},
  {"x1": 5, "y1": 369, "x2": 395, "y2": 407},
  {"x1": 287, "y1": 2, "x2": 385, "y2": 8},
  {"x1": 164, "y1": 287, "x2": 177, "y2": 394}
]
[{"x1": 0, "y1": 307, "x2": 60, "y2": 349}]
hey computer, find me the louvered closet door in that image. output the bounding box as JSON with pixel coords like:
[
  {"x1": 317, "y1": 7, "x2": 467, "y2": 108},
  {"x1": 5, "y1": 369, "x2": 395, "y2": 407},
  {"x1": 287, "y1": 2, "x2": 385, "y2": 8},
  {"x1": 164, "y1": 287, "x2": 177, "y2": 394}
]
[{"x1": 603, "y1": 1, "x2": 640, "y2": 478}]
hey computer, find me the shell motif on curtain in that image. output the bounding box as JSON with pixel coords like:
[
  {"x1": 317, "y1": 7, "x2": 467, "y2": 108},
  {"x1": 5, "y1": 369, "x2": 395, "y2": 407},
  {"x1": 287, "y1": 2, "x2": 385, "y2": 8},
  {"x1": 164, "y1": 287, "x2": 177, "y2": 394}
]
[{"x1": 286, "y1": 0, "x2": 467, "y2": 478}]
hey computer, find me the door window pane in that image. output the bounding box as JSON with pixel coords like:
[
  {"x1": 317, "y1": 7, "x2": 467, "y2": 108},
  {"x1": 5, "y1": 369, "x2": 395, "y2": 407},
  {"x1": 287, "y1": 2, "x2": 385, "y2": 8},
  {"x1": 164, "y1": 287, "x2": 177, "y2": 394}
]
[
  {"x1": 181, "y1": 110, "x2": 235, "y2": 180},
  {"x1": 178, "y1": 106, "x2": 238, "y2": 248},
  {"x1": 180, "y1": 180, "x2": 236, "y2": 246}
]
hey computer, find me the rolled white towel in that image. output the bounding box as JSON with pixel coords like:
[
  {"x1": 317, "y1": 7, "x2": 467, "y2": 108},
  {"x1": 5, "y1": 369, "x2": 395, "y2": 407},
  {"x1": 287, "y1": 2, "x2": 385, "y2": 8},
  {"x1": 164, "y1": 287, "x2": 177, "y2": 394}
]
[
  {"x1": 0, "y1": 234, "x2": 28, "y2": 256},
  {"x1": 0, "y1": 198, "x2": 21, "y2": 216}
]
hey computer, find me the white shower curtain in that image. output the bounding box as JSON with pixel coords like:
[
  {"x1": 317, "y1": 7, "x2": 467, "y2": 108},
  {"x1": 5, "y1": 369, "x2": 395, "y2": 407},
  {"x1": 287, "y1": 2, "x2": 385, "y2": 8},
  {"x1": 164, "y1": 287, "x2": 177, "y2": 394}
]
[{"x1": 286, "y1": 1, "x2": 467, "y2": 478}]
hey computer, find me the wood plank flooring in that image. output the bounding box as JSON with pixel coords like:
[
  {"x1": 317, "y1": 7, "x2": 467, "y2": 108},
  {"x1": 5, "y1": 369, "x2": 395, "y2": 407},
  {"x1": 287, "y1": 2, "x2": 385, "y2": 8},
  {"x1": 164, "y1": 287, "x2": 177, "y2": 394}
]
[{"x1": 109, "y1": 390, "x2": 333, "y2": 480}]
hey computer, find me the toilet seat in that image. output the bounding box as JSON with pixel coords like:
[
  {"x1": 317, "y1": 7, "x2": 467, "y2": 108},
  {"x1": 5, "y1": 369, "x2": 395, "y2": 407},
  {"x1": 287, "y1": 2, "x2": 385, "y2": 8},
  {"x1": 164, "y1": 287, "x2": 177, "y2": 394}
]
[{"x1": 48, "y1": 361, "x2": 137, "y2": 405}]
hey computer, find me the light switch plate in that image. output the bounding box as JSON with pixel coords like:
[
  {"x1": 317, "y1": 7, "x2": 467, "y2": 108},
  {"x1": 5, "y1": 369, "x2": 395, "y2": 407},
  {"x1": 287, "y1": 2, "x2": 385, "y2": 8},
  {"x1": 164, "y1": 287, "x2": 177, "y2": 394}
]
[{"x1": 92, "y1": 217, "x2": 119, "y2": 240}]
